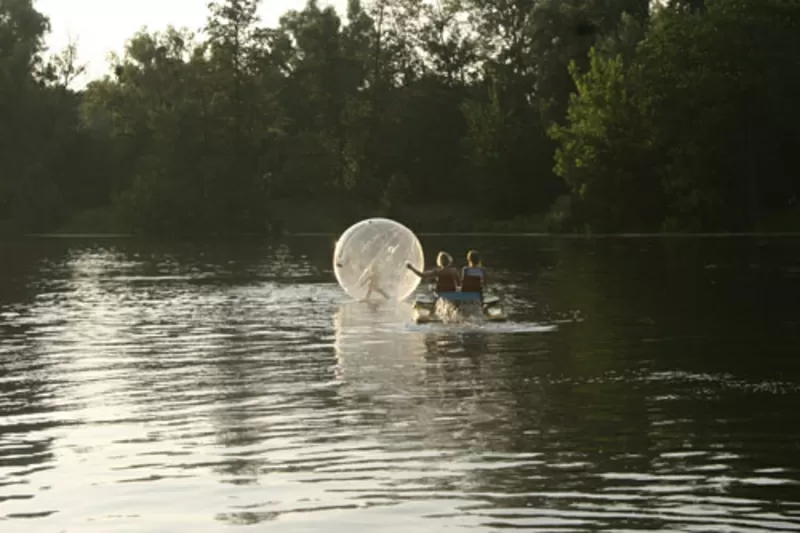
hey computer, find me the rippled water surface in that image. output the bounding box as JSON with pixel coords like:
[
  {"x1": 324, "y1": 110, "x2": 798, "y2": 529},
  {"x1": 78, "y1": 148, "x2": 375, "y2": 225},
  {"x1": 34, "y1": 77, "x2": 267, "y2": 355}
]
[{"x1": 2, "y1": 236, "x2": 800, "y2": 532}]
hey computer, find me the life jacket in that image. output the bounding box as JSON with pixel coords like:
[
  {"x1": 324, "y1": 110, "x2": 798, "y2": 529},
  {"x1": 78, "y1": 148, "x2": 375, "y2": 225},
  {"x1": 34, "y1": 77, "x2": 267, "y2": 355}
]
[
  {"x1": 461, "y1": 266, "x2": 484, "y2": 293},
  {"x1": 435, "y1": 268, "x2": 459, "y2": 293}
]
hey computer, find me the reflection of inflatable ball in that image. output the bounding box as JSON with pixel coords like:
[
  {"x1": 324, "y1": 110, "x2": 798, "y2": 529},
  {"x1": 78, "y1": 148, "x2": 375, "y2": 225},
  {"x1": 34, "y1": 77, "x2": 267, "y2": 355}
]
[
  {"x1": 333, "y1": 218, "x2": 424, "y2": 302},
  {"x1": 333, "y1": 301, "x2": 424, "y2": 388}
]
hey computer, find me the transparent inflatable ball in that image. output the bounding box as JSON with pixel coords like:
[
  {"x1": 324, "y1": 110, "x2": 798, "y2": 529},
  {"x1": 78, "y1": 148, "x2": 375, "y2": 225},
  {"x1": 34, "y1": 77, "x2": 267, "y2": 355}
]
[{"x1": 333, "y1": 218, "x2": 424, "y2": 302}]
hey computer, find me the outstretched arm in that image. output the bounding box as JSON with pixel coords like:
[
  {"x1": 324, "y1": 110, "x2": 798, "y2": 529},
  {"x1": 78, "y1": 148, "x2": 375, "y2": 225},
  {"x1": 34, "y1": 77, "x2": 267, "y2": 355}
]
[
  {"x1": 406, "y1": 262, "x2": 423, "y2": 277},
  {"x1": 406, "y1": 262, "x2": 435, "y2": 279}
]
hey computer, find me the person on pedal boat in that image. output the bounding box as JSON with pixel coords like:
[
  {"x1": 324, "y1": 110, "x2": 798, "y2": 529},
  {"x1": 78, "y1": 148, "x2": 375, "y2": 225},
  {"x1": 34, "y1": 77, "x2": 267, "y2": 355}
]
[
  {"x1": 460, "y1": 249, "x2": 486, "y2": 301},
  {"x1": 405, "y1": 251, "x2": 460, "y2": 294}
]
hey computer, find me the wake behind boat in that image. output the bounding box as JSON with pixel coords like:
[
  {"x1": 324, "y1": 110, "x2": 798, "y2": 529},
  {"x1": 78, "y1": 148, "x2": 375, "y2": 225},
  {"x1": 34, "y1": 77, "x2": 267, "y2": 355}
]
[{"x1": 412, "y1": 291, "x2": 507, "y2": 324}]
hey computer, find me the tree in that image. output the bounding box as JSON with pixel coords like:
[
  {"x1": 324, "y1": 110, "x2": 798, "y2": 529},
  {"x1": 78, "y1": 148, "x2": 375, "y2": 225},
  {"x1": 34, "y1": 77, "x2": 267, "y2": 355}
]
[
  {"x1": 551, "y1": 0, "x2": 800, "y2": 232},
  {"x1": 0, "y1": 0, "x2": 99, "y2": 231},
  {"x1": 550, "y1": 49, "x2": 662, "y2": 232}
]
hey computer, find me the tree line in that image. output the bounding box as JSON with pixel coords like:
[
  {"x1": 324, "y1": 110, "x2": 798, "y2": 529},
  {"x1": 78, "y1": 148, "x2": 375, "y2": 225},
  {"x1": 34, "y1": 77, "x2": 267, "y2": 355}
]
[{"x1": 1, "y1": 0, "x2": 797, "y2": 236}]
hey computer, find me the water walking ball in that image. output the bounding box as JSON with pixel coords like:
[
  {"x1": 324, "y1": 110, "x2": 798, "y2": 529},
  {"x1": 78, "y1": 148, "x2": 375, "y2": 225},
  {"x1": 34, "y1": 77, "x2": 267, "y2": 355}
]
[{"x1": 333, "y1": 218, "x2": 424, "y2": 302}]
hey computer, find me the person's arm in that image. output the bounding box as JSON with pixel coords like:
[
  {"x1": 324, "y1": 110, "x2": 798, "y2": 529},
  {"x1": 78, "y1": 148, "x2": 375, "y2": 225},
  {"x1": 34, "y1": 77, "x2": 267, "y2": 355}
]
[
  {"x1": 406, "y1": 262, "x2": 423, "y2": 278},
  {"x1": 406, "y1": 262, "x2": 435, "y2": 279}
]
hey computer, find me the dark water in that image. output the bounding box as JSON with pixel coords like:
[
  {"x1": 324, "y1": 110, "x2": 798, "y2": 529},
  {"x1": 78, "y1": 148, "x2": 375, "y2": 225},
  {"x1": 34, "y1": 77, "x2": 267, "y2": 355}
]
[{"x1": 2, "y1": 235, "x2": 800, "y2": 532}]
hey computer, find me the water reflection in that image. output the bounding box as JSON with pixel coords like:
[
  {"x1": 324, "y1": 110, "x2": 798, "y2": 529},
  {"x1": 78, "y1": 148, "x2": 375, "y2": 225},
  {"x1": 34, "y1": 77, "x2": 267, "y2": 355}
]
[
  {"x1": 332, "y1": 300, "x2": 518, "y2": 442},
  {"x1": 2, "y1": 237, "x2": 800, "y2": 532},
  {"x1": 333, "y1": 300, "x2": 425, "y2": 392},
  {"x1": 0, "y1": 353, "x2": 58, "y2": 520},
  {"x1": 331, "y1": 299, "x2": 561, "y2": 515}
]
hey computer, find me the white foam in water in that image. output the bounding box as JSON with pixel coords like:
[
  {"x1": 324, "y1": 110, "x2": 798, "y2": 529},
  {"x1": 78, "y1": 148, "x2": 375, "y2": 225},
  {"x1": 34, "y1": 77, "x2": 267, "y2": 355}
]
[
  {"x1": 333, "y1": 218, "x2": 425, "y2": 302},
  {"x1": 405, "y1": 320, "x2": 558, "y2": 334}
]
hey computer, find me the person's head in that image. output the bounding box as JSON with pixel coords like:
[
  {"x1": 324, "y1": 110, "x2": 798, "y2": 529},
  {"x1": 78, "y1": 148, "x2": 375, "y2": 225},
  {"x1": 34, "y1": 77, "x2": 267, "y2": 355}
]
[
  {"x1": 467, "y1": 249, "x2": 481, "y2": 266},
  {"x1": 436, "y1": 251, "x2": 453, "y2": 268}
]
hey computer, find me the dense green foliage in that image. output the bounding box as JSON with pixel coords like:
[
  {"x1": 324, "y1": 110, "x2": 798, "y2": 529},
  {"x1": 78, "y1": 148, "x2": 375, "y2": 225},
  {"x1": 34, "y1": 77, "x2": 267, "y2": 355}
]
[
  {"x1": 551, "y1": 0, "x2": 800, "y2": 232},
  {"x1": 1, "y1": 0, "x2": 798, "y2": 235}
]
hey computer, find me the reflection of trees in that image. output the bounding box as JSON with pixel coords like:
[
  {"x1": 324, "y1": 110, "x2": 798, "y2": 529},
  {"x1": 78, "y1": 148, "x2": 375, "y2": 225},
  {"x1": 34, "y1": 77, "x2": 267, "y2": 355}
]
[
  {"x1": 327, "y1": 236, "x2": 791, "y2": 524},
  {"x1": 0, "y1": 239, "x2": 72, "y2": 317},
  {"x1": 99, "y1": 243, "x2": 343, "y2": 487},
  {"x1": 54, "y1": 238, "x2": 354, "y2": 529},
  {"x1": 451, "y1": 236, "x2": 800, "y2": 527},
  {"x1": 180, "y1": 237, "x2": 800, "y2": 527},
  {"x1": 2, "y1": 239, "x2": 345, "y2": 520},
  {"x1": 0, "y1": 241, "x2": 79, "y2": 520},
  {"x1": 540, "y1": 236, "x2": 800, "y2": 374},
  {"x1": 0, "y1": 347, "x2": 58, "y2": 515},
  {"x1": 4, "y1": 236, "x2": 798, "y2": 528},
  {"x1": 149, "y1": 236, "x2": 800, "y2": 527}
]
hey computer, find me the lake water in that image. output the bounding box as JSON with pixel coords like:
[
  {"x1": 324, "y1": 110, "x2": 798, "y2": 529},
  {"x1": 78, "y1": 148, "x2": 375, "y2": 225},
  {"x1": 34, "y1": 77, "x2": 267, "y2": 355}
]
[{"x1": 2, "y1": 235, "x2": 800, "y2": 532}]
